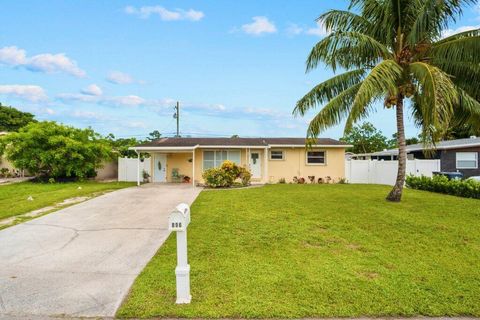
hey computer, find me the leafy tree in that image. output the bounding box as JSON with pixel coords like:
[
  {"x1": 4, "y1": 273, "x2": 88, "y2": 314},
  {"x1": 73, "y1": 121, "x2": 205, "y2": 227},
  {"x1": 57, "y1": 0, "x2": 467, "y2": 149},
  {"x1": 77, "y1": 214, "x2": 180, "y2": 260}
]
[
  {"x1": 147, "y1": 130, "x2": 162, "y2": 141},
  {"x1": 340, "y1": 122, "x2": 389, "y2": 153},
  {"x1": 0, "y1": 104, "x2": 36, "y2": 132},
  {"x1": 294, "y1": 0, "x2": 480, "y2": 202},
  {"x1": 106, "y1": 133, "x2": 140, "y2": 158},
  {"x1": 387, "y1": 133, "x2": 420, "y2": 148},
  {"x1": 1, "y1": 121, "x2": 111, "y2": 180}
]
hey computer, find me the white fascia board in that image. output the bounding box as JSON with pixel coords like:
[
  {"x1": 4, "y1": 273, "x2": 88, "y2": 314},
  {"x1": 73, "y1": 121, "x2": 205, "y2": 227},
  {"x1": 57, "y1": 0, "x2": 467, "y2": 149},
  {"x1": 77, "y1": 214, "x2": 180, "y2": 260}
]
[
  {"x1": 129, "y1": 145, "x2": 199, "y2": 151},
  {"x1": 267, "y1": 144, "x2": 352, "y2": 148}
]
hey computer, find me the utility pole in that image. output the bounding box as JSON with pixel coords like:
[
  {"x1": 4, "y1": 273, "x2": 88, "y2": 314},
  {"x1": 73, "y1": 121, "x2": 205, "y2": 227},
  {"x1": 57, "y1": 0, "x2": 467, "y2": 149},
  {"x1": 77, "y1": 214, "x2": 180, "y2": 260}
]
[{"x1": 173, "y1": 101, "x2": 180, "y2": 137}]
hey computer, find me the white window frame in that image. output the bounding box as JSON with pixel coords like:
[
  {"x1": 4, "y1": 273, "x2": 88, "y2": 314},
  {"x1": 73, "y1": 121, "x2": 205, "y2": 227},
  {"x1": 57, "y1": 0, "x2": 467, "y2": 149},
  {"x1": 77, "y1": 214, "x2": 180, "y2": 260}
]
[
  {"x1": 456, "y1": 152, "x2": 478, "y2": 169},
  {"x1": 202, "y1": 150, "x2": 242, "y2": 171},
  {"x1": 269, "y1": 150, "x2": 285, "y2": 161},
  {"x1": 306, "y1": 150, "x2": 326, "y2": 166}
]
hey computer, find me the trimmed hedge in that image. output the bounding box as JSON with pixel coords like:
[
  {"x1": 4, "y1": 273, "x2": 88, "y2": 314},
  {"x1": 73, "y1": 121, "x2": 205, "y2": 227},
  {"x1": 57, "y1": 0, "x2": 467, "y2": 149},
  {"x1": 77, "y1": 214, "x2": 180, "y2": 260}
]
[{"x1": 406, "y1": 175, "x2": 480, "y2": 199}]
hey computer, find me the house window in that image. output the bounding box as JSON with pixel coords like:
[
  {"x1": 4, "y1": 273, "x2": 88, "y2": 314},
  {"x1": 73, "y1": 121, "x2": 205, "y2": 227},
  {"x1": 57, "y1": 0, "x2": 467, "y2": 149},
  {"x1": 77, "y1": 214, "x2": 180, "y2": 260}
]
[
  {"x1": 203, "y1": 150, "x2": 241, "y2": 170},
  {"x1": 306, "y1": 151, "x2": 326, "y2": 165},
  {"x1": 456, "y1": 152, "x2": 478, "y2": 169},
  {"x1": 270, "y1": 150, "x2": 284, "y2": 160}
]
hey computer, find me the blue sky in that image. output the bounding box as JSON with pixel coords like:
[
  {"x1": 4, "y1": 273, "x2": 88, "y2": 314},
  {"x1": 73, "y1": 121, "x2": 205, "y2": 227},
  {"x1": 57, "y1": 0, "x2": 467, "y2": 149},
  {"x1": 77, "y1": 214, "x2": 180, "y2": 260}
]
[{"x1": 0, "y1": 1, "x2": 479, "y2": 139}]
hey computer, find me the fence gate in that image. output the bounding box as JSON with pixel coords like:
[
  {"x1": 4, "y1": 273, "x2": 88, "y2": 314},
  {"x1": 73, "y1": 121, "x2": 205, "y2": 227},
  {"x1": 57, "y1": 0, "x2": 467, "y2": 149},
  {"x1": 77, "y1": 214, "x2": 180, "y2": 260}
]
[
  {"x1": 118, "y1": 157, "x2": 151, "y2": 182},
  {"x1": 345, "y1": 159, "x2": 441, "y2": 185}
]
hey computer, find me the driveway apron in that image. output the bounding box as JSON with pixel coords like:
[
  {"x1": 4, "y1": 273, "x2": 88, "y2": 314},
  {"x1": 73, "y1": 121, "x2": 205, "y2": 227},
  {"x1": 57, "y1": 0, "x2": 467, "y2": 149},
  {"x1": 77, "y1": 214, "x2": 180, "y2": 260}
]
[{"x1": 0, "y1": 184, "x2": 202, "y2": 318}]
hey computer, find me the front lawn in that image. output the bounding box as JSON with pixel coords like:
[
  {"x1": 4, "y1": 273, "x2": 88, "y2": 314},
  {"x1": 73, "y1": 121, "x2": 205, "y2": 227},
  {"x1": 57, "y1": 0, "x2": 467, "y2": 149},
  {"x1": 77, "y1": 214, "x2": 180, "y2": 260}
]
[
  {"x1": 118, "y1": 184, "x2": 480, "y2": 318},
  {"x1": 0, "y1": 181, "x2": 134, "y2": 220}
]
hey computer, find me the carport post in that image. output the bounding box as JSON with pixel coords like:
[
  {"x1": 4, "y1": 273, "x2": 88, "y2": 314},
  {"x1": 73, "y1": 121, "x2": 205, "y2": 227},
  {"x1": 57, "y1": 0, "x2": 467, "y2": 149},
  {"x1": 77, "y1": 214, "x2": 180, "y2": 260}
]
[
  {"x1": 192, "y1": 149, "x2": 195, "y2": 187},
  {"x1": 136, "y1": 151, "x2": 140, "y2": 186}
]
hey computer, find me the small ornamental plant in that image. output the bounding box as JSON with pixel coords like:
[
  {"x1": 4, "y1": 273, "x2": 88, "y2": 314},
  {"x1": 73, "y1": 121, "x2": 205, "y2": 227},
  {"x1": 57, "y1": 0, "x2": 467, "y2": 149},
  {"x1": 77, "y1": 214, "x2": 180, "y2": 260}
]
[{"x1": 202, "y1": 161, "x2": 251, "y2": 188}]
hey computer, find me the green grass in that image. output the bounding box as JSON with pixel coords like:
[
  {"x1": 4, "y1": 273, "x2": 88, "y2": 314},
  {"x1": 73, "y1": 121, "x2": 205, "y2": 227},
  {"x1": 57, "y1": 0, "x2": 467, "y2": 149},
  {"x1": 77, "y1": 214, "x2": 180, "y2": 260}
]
[
  {"x1": 118, "y1": 184, "x2": 480, "y2": 318},
  {"x1": 0, "y1": 181, "x2": 135, "y2": 220}
]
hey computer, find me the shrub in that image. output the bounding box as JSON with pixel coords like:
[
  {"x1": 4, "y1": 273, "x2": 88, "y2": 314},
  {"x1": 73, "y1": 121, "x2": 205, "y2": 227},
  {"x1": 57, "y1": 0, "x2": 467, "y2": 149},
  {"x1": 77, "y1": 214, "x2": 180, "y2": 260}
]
[
  {"x1": 0, "y1": 168, "x2": 9, "y2": 178},
  {"x1": 278, "y1": 178, "x2": 286, "y2": 184},
  {"x1": 202, "y1": 161, "x2": 251, "y2": 188},
  {"x1": 1, "y1": 121, "x2": 111, "y2": 180},
  {"x1": 406, "y1": 175, "x2": 480, "y2": 199}
]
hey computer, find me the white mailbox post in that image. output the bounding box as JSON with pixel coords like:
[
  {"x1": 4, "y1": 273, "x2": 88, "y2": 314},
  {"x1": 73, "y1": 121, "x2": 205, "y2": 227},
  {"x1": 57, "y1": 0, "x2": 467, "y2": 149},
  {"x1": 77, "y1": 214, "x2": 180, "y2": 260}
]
[{"x1": 168, "y1": 203, "x2": 191, "y2": 304}]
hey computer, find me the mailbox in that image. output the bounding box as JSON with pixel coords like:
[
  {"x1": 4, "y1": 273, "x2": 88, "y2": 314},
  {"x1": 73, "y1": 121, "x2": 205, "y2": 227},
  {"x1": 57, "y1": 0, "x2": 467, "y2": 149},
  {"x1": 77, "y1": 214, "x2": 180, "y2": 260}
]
[
  {"x1": 168, "y1": 203, "x2": 192, "y2": 304},
  {"x1": 168, "y1": 203, "x2": 190, "y2": 231}
]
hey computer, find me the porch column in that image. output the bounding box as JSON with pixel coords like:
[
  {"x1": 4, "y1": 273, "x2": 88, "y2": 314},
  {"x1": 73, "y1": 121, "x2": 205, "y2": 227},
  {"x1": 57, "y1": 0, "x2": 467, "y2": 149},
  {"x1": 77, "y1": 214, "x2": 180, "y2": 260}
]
[
  {"x1": 192, "y1": 149, "x2": 195, "y2": 187},
  {"x1": 137, "y1": 151, "x2": 141, "y2": 186},
  {"x1": 263, "y1": 147, "x2": 268, "y2": 183}
]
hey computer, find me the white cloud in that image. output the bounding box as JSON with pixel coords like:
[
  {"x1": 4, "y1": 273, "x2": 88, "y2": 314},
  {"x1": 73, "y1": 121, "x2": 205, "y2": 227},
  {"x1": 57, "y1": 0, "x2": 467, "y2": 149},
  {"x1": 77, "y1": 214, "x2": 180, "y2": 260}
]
[
  {"x1": 0, "y1": 46, "x2": 86, "y2": 77},
  {"x1": 57, "y1": 91, "x2": 147, "y2": 108},
  {"x1": 305, "y1": 21, "x2": 329, "y2": 37},
  {"x1": 0, "y1": 85, "x2": 48, "y2": 102},
  {"x1": 241, "y1": 16, "x2": 277, "y2": 35},
  {"x1": 0, "y1": 46, "x2": 27, "y2": 65},
  {"x1": 441, "y1": 25, "x2": 480, "y2": 38},
  {"x1": 124, "y1": 5, "x2": 204, "y2": 21},
  {"x1": 56, "y1": 93, "x2": 98, "y2": 103},
  {"x1": 106, "y1": 71, "x2": 135, "y2": 85},
  {"x1": 286, "y1": 23, "x2": 303, "y2": 36},
  {"x1": 72, "y1": 110, "x2": 105, "y2": 120},
  {"x1": 105, "y1": 95, "x2": 146, "y2": 107},
  {"x1": 81, "y1": 84, "x2": 103, "y2": 96}
]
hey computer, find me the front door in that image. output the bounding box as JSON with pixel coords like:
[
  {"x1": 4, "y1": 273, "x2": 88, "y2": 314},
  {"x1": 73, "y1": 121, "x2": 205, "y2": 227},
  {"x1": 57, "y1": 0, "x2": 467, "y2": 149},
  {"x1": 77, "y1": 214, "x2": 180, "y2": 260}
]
[
  {"x1": 249, "y1": 152, "x2": 262, "y2": 179},
  {"x1": 154, "y1": 154, "x2": 167, "y2": 182}
]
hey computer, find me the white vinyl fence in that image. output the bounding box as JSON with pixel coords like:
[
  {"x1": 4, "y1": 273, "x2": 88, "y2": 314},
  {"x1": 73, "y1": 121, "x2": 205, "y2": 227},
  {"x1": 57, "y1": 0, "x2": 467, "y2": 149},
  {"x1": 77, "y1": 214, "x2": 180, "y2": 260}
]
[
  {"x1": 345, "y1": 159, "x2": 441, "y2": 185},
  {"x1": 118, "y1": 157, "x2": 151, "y2": 182}
]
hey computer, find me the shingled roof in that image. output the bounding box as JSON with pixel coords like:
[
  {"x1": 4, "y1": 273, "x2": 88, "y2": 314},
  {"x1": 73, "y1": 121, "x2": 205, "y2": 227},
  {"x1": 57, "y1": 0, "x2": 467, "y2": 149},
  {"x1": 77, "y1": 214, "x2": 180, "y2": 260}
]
[{"x1": 135, "y1": 137, "x2": 349, "y2": 148}]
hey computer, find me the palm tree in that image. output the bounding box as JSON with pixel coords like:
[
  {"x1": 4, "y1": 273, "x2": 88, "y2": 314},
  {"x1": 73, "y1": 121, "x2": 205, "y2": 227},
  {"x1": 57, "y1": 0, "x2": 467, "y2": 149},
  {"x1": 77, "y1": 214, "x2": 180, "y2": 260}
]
[{"x1": 294, "y1": 0, "x2": 480, "y2": 202}]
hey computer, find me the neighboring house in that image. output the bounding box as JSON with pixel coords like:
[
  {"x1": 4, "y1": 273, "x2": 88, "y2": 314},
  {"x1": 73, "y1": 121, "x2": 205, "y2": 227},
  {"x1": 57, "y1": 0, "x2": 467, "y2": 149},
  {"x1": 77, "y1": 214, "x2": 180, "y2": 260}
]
[
  {"x1": 130, "y1": 137, "x2": 351, "y2": 185},
  {"x1": 351, "y1": 136, "x2": 480, "y2": 178}
]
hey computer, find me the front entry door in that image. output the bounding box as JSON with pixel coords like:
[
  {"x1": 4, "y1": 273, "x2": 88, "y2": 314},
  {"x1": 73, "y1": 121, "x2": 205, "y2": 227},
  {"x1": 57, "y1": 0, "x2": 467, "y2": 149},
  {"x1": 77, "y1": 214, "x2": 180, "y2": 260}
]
[
  {"x1": 154, "y1": 154, "x2": 167, "y2": 182},
  {"x1": 249, "y1": 152, "x2": 262, "y2": 179}
]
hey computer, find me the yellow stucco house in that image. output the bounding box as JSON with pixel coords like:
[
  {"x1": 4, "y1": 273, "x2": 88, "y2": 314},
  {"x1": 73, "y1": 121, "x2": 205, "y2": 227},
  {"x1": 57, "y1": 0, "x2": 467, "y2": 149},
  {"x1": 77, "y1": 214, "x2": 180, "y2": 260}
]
[{"x1": 130, "y1": 137, "x2": 351, "y2": 186}]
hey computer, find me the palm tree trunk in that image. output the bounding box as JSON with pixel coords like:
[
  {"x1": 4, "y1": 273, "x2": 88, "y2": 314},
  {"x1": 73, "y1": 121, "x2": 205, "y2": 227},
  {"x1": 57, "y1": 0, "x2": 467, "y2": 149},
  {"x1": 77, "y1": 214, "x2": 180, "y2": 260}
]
[{"x1": 386, "y1": 94, "x2": 406, "y2": 202}]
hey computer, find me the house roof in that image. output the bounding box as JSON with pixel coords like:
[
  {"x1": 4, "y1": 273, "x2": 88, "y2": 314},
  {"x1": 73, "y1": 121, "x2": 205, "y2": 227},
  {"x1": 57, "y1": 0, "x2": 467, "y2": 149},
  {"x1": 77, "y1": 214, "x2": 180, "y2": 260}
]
[
  {"x1": 133, "y1": 137, "x2": 350, "y2": 149},
  {"x1": 356, "y1": 136, "x2": 480, "y2": 157}
]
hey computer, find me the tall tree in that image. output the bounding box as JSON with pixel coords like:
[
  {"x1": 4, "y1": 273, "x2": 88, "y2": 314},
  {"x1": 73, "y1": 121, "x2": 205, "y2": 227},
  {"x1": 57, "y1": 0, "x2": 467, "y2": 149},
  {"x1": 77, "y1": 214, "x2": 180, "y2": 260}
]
[
  {"x1": 294, "y1": 0, "x2": 480, "y2": 201},
  {"x1": 340, "y1": 122, "x2": 389, "y2": 153},
  {"x1": 0, "y1": 104, "x2": 36, "y2": 132},
  {"x1": 147, "y1": 130, "x2": 162, "y2": 141},
  {"x1": 387, "y1": 133, "x2": 420, "y2": 148}
]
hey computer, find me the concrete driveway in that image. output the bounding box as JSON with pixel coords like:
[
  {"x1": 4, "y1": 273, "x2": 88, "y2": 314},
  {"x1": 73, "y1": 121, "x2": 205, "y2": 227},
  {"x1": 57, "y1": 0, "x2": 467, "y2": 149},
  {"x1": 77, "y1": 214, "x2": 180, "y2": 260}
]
[{"x1": 0, "y1": 184, "x2": 202, "y2": 318}]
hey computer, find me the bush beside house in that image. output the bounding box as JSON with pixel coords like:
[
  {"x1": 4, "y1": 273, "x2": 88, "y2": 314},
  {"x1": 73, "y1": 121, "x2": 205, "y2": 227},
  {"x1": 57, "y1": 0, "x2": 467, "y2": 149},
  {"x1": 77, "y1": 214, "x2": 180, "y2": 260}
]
[
  {"x1": 406, "y1": 175, "x2": 480, "y2": 199},
  {"x1": 0, "y1": 121, "x2": 112, "y2": 181},
  {"x1": 202, "y1": 160, "x2": 251, "y2": 188}
]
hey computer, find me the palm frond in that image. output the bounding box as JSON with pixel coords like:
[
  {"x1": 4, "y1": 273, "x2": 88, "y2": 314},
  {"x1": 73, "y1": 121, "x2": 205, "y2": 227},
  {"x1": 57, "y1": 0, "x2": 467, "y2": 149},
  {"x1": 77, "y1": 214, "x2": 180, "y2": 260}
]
[
  {"x1": 435, "y1": 27, "x2": 480, "y2": 44},
  {"x1": 307, "y1": 31, "x2": 393, "y2": 72},
  {"x1": 409, "y1": 62, "x2": 459, "y2": 137},
  {"x1": 433, "y1": 59, "x2": 480, "y2": 99},
  {"x1": 455, "y1": 89, "x2": 480, "y2": 129},
  {"x1": 344, "y1": 59, "x2": 403, "y2": 131},
  {"x1": 318, "y1": 10, "x2": 372, "y2": 35},
  {"x1": 306, "y1": 83, "x2": 362, "y2": 138},
  {"x1": 406, "y1": 0, "x2": 478, "y2": 45},
  {"x1": 430, "y1": 34, "x2": 480, "y2": 64},
  {"x1": 293, "y1": 69, "x2": 366, "y2": 116}
]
